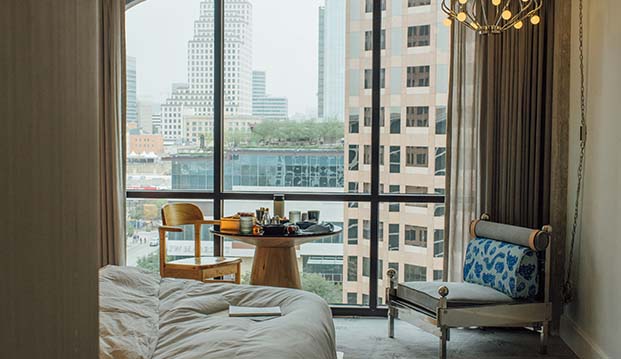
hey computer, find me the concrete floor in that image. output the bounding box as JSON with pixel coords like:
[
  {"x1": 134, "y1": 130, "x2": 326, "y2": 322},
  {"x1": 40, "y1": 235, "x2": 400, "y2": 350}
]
[{"x1": 334, "y1": 318, "x2": 577, "y2": 359}]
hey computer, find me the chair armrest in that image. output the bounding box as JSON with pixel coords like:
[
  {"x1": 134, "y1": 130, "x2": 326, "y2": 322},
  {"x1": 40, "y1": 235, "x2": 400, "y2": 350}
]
[{"x1": 159, "y1": 225, "x2": 183, "y2": 233}]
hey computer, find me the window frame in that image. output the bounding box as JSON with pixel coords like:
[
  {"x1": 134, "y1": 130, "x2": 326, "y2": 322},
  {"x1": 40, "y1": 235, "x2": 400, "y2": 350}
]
[{"x1": 125, "y1": 0, "x2": 445, "y2": 317}]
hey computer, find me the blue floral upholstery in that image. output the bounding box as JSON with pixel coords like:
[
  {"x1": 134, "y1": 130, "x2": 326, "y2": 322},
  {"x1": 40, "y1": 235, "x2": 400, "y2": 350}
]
[{"x1": 463, "y1": 237, "x2": 539, "y2": 299}]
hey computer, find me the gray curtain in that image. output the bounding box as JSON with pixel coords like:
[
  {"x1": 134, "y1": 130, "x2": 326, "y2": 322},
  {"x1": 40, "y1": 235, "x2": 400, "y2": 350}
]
[
  {"x1": 99, "y1": 0, "x2": 126, "y2": 267},
  {"x1": 445, "y1": 23, "x2": 481, "y2": 281},
  {"x1": 446, "y1": 1, "x2": 555, "y2": 280},
  {"x1": 479, "y1": 1, "x2": 554, "y2": 229}
]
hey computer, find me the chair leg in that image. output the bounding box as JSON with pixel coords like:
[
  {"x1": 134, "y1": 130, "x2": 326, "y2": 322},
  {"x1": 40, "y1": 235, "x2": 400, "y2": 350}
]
[
  {"x1": 539, "y1": 321, "x2": 549, "y2": 354},
  {"x1": 388, "y1": 306, "x2": 395, "y2": 338},
  {"x1": 439, "y1": 327, "x2": 448, "y2": 359},
  {"x1": 235, "y1": 262, "x2": 241, "y2": 284}
]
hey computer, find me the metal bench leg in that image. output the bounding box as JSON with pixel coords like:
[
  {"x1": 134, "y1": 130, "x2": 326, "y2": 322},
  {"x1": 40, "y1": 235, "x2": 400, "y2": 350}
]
[
  {"x1": 539, "y1": 320, "x2": 549, "y2": 354},
  {"x1": 388, "y1": 306, "x2": 395, "y2": 338},
  {"x1": 439, "y1": 327, "x2": 448, "y2": 359}
]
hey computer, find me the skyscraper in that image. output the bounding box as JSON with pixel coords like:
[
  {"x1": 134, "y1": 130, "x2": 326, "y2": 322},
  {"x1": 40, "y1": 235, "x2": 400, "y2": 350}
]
[
  {"x1": 160, "y1": 0, "x2": 253, "y2": 142},
  {"x1": 317, "y1": 6, "x2": 325, "y2": 119},
  {"x1": 127, "y1": 56, "x2": 137, "y2": 123},
  {"x1": 342, "y1": 0, "x2": 449, "y2": 304},
  {"x1": 252, "y1": 70, "x2": 288, "y2": 120},
  {"x1": 320, "y1": 0, "x2": 346, "y2": 121}
]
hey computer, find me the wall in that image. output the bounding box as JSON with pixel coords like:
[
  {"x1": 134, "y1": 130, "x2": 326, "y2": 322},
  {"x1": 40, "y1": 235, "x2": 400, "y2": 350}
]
[
  {"x1": 0, "y1": 1, "x2": 100, "y2": 357},
  {"x1": 561, "y1": 0, "x2": 621, "y2": 358}
]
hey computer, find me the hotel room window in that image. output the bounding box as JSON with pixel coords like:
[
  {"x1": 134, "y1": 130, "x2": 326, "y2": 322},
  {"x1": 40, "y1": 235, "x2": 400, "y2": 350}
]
[
  {"x1": 406, "y1": 66, "x2": 430, "y2": 87},
  {"x1": 363, "y1": 107, "x2": 371, "y2": 126},
  {"x1": 405, "y1": 185, "x2": 428, "y2": 208},
  {"x1": 405, "y1": 225, "x2": 427, "y2": 248},
  {"x1": 406, "y1": 106, "x2": 429, "y2": 127},
  {"x1": 348, "y1": 219, "x2": 359, "y2": 245},
  {"x1": 407, "y1": 25, "x2": 430, "y2": 47},
  {"x1": 365, "y1": 30, "x2": 386, "y2": 51},
  {"x1": 389, "y1": 185, "x2": 400, "y2": 212},
  {"x1": 379, "y1": 145, "x2": 385, "y2": 166}
]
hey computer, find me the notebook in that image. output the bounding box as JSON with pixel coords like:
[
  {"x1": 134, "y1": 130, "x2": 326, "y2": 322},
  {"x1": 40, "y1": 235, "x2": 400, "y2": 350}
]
[{"x1": 228, "y1": 305, "x2": 282, "y2": 317}]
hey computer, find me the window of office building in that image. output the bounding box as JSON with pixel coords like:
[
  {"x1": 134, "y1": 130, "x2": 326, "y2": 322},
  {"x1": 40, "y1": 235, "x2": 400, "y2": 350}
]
[
  {"x1": 404, "y1": 264, "x2": 427, "y2": 282},
  {"x1": 349, "y1": 145, "x2": 359, "y2": 171},
  {"x1": 406, "y1": 146, "x2": 428, "y2": 167},
  {"x1": 405, "y1": 225, "x2": 427, "y2": 247},
  {"x1": 365, "y1": 69, "x2": 385, "y2": 89},
  {"x1": 436, "y1": 106, "x2": 447, "y2": 134},
  {"x1": 389, "y1": 146, "x2": 400, "y2": 173},
  {"x1": 349, "y1": 113, "x2": 359, "y2": 134},
  {"x1": 406, "y1": 106, "x2": 429, "y2": 127},
  {"x1": 365, "y1": 30, "x2": 386, "y2": 51},
  {"x1": 348, "y1": 219, "x2": 359, "y2": 245},
  {"x1": 407, "y1": 25, "x2": 430, "y2": 47},
  {"x1": 434, "y1": 229, "x2": 444, "y2": 257},
  {"x1": 348, "y1": 256, "x2": 358, "y2": 281},
  {"x1": 390, "y1": 110, "x2": 401, "y2": 134},
  {"x1": 407, "y1": 66, "x2": 430, "y2": 87},
  {"x1": 365, "y1": 0, "x2": 386, "y2": 12},
  {"x1": 364, "y1": 145, "x2": 371, "y2": 165},
  {"x1": 388, "y1": 224, "x2": 399, "y2": 251},
  {"x1": 408, "y1": 0, "x2": 431, "y2": 7}
]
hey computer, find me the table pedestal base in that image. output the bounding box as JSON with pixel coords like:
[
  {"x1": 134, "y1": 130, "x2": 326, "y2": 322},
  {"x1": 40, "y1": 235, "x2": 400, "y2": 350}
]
[{"x1": 250, "y1": 246, "x2": 301, "y2": 289}]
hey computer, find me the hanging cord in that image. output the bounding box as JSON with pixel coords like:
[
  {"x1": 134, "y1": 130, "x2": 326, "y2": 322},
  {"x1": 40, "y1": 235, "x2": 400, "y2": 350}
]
[{"x1": 563, "y1": 0, "x2": 588, "y2": 305}]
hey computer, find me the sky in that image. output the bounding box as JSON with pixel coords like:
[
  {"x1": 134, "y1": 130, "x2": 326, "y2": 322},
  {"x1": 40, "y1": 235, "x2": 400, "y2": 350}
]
[{"x1": 126, "y1": 0, "x2": 324, "y2": 116}]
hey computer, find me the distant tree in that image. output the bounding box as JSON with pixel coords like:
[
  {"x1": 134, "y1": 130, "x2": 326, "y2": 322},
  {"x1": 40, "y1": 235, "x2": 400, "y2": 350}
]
[
  {"x1": 136, "y1": 251, "x2": 160, "y2": 274},
  {"x1": 301, "y1": 273, "x2": 342, "y2": 304}
]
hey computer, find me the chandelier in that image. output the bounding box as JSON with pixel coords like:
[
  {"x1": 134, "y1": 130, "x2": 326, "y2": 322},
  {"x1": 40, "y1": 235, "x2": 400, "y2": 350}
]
[{"x1": 441, "y1": 0, "x2": 543, "y2": 35}]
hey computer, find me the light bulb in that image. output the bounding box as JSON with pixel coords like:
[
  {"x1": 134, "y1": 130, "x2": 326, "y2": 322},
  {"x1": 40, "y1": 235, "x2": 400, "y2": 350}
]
[
  {"x1": 492, "y1": 0, "x2": 501, "y2": 6},
  {"x1": 443, "y1": 18, "x2": 452, "y2": 27},
  {"x1": 457, "y1": 12, "x2": 467, "y2": 22},
  {"x1": 514, "y1": 21, "x2": 523, "y2": 29},
  {"x1": 501, "y1": 10, "x2": 512, "y2": 20},
  {"x1": 530, "y1": 15, "x2": 541, "y2": 24},
  {"x1": 459, "y1": 0, "x2": 468, "y2": 4}
]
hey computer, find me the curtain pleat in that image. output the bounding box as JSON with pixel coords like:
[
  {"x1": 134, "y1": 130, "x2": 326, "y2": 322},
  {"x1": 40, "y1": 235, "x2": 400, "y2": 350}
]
[{"x1": 99, "y1": 0, "x2": 126, "y2": 267}]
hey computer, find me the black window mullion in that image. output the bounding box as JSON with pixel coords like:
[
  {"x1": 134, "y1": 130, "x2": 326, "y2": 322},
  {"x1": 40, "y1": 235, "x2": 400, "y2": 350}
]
[
  {"x1": 213, "y1": 0, "x2": 224, "y2": 257},
  {"x1": 369, "y1": 0, "x2": 382, "y2": 311}
]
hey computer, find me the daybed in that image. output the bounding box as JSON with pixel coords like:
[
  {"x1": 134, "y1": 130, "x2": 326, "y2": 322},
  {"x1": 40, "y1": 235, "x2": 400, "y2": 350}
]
[{"x1": 99, "y1": 265, "x2": 337, "y2": 359}]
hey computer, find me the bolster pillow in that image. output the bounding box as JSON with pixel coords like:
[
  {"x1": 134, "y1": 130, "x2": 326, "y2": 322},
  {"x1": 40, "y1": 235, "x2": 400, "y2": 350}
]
[{"x1": 470, "y1": 219, "x2": 550, "y2": 251}]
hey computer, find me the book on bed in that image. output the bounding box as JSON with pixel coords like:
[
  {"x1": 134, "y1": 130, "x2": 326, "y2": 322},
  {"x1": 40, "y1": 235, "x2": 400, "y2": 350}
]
[{"x1": 228, "y1": 305, "x2": 282, "y2": 317}]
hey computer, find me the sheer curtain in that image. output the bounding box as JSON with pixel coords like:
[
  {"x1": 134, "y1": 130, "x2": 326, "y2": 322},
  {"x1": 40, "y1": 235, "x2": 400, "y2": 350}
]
[
  {"x1": 444, "y1": 24, "x2": 481, "y2": 281},
  {"x1": 98, "y1": 0, "x2": 126, "y2": 267}
]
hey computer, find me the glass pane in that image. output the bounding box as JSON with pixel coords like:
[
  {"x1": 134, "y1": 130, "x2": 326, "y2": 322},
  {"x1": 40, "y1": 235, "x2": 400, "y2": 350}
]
[
  {"x1": 222, "y1": 200, "x2": 366, "y2": 305},
  {"x1": 126, "y1": 0, "x2": 215, "y2": 191},
  {"x1": 372, "y1": 0, "x2": 447, "y2": 303},
  {"x1": 126, "y1": 199, "x2": 214, "y2": 272},
  {"x1": 221, "y1": 0, "x2": 368, "y2": 193}
]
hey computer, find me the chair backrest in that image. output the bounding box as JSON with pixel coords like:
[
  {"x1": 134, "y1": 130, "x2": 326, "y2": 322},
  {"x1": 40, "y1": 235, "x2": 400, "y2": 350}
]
[
  {"x1": 161, "y1": 203, "x2": 204, "y2": 259},
  {"x1": 162, "y1": 203, "x2": 204, "y2": 226}
]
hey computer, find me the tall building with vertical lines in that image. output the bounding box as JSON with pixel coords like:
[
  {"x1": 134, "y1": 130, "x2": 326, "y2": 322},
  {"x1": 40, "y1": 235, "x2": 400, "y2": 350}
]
[{"x1": 342, "y1": 0, "x2": 449, "y2": 305}]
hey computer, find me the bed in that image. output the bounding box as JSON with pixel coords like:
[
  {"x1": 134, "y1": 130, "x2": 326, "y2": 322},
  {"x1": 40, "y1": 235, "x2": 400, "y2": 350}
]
[{"x1": 99, "y1": 265, "x2": 337, "y2": 359}]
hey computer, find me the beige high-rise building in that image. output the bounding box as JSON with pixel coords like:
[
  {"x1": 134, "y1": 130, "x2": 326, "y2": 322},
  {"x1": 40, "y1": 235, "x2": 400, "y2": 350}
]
[{"x1": 343, "y1": 0, "x2": 449, "y2": 305}]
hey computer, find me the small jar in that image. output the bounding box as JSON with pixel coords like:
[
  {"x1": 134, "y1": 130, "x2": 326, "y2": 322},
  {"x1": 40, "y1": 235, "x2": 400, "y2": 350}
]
[
  {"x1": 240, "y1": 216, "x2": 254, "y2": 235},
  {"x1": 273, "y1": 194, "x2": 285, "y2": 218}
]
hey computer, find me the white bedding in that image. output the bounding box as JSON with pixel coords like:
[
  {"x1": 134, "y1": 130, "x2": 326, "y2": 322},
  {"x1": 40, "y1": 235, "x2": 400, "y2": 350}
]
[{"x1": 99, "y1": 265, "x2": 337, "y2": 359}]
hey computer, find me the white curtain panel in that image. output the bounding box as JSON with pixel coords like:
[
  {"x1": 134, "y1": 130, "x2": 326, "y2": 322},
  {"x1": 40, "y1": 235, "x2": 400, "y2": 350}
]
[
  {"x1": 444, "y1": 24, "x2": 481, "y2": 281},
  {"x1": 99, "y1": 0, "x2": 126, "y2": 267}
]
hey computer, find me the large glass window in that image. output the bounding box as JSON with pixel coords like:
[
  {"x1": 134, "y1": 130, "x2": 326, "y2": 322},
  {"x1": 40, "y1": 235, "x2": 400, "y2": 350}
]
[{"x1": 127, "y1": 0, "x2": 447, "y2": 313}]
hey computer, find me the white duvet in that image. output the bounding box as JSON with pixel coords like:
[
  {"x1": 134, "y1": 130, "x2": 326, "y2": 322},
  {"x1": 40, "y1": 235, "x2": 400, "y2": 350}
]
[{"x1": 99, "y1": 265, "x2": 337, "y2": 359}]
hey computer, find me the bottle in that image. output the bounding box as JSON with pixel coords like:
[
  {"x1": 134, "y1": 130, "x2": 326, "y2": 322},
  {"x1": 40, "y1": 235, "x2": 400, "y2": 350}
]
[{"x1": 273, "y1": 194, "x2": 285, "y2": 219}]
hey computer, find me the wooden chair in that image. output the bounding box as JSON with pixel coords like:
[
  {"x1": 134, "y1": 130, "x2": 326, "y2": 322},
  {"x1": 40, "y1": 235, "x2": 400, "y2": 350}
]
[{"x1": 158, "y1": 203, "x2": 241, "y2": 284}]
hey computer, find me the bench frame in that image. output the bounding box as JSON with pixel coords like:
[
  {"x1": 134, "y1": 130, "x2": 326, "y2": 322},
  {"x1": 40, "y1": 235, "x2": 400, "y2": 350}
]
[{"x1": 387, "y1": 222, "x2": 553, "y2": 359}]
